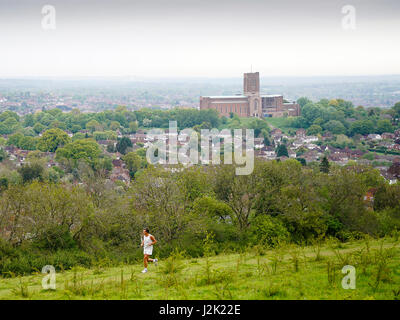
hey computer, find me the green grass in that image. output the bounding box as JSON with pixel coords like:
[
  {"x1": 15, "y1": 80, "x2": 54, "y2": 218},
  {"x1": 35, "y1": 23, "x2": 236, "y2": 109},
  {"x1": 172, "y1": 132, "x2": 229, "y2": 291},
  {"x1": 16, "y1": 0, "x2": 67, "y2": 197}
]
[
  {"x1": 264, "y1": 117, "x2": 295, "y2": 132},
  {"x1": 1, "y1": 238, "x2": 399, "y2": 300}
]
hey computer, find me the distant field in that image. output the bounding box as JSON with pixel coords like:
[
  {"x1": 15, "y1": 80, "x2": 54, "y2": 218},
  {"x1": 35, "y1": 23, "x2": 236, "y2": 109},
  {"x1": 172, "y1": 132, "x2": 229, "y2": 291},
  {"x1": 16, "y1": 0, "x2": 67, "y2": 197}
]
[
  {"x1": 1, "y1": 238, "x2": 399, "y2": 300},
  {"x1": 263, "y1": 117, "x2": 295, "y2": 131}
]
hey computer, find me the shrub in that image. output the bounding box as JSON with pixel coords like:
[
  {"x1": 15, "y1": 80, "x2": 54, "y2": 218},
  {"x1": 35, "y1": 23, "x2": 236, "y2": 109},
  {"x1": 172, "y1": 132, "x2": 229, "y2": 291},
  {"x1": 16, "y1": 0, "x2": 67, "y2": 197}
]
[
  {"x1": 249, "y1": 215, "x2": 290, "y2": 246},
  {"x1": 32, "y1": 225, "x2": 77, "y2": 251}
]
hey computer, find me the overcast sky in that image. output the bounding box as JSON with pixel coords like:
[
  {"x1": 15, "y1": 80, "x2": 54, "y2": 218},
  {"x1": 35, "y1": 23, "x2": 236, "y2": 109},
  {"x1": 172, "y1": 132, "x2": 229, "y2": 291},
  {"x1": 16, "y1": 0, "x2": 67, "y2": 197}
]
[{"x1": 0, "y1": 0, "x2": 399, "y2": 78}]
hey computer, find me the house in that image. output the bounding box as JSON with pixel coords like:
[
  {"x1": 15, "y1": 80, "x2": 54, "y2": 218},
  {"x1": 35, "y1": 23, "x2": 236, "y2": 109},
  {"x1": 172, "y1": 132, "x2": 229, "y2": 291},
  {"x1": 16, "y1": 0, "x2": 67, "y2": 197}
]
[
  {"x1": 296, "y1": 129, "x2": 306, "y2": 137},
  {"x1": 380, "y1": 169, "x2": 398, "y2": 184},
  {"x1": 254, "y1": 137, "x2": 264, "y2": 149},
  {"x1": 367, "y1": 134, "x2": 382, "y2": 140},
  {"x1": 110, "y1": 167, "x2": 131, "y2": 184},
  {"x1": 292, "y1": 139, "x2": 304, "y2": 149},
  {"x1": 322, "y1": 131, "x2": 334, "y2": 140},
  {"x1": 329, "y1": 152, "x2": 349, "y2": 163},
  {"x1": 132, "y1": 133, "x2": 147, "y2": 143},
  {"x1": 388, "y1": 162, "x2": 400, "y2": 178},
  {"x1": 389, "y1": 144, "x2": 400, "y2": 151},
  {"x1": 288, "y1": 149, "x2": 296, "y2": 158},
  {"x1": 112, "y1": 159, "x2": 124, "y2": 168},
  {"x1": 303, "y1": 135, "x2": 318, "y2": 143},
  {"x1": 264, "y1": 146, "x2": 276, "y2": 159},
  {"x1": 382, "y1": 132, "x2": 395, "y2": 140},
  {"x1": 270, "y1": 128, "x2": 282, "y2": 137},
  {"x1": 302, "y1": 150, "x2": 320, "y2": 163},
  {"x1": 305, "y1": 143, "x2": 318, "y2": 150}
]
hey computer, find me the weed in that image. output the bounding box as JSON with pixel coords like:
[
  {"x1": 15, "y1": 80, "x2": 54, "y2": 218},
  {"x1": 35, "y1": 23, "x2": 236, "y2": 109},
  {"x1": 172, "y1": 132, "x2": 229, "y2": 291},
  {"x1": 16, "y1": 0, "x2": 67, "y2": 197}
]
[
  {"x1": 327, "y1": 259, "x2": 337, "y2": 288},
  {"x1": 11, "y1": 277, "x2": 31, "y2": 298}
]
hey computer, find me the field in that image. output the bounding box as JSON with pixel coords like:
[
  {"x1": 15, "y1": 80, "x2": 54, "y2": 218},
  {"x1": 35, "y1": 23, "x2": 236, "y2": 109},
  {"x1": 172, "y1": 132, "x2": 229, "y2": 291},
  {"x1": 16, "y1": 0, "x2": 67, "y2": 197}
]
[
  {"x1": 263, "y1": 117, "x2": 296, "y2": 132},
  {"x1": 1, "y1": 237, "x2": 399, "y2": 300}
]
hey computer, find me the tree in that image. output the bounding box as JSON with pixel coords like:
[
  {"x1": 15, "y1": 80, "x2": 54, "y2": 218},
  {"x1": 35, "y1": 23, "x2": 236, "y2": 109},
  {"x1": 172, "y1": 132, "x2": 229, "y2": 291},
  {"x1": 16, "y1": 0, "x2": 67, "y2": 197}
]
[
  {"x1": 376, "y1": 119, "x2": 393, "y2": 134},
  {"x1": 86, "y1": 119, "x2": 102, "y2": 133},
  {"x1": 122, "y1": 152, "x2": 144, "y2": 177},
  {"x1": 56, "y1": 139, "x2": 102, "y2": 167},
  {"x1": 323, "y1": 120, "x2": 346, "y2": 134},
  {"x1": 276, "y1": 144, "x2": 289, "y2": 158},
  {"x1": 0, "y1": 148, "x2": 7, "y2": 162},
  {"x1": 301, "y1": 103, "x2": 322, "y2": 125},
  {"x1": 116, "y1": 137, "x2": 133, "y2": 155},
  {"x1": 214, "y1": 163, "x2": 262, "y2": 230},
  {"x1": 129, "y1": 121, "x2": 138, "y2": 133},
  {"x1": 130, "y1": 167, "x2": 189, "y2": 242},
  {"x1": 0, "y1": 117, "x2": 21, "y2": 134},
  {"x1": 296, "y1": 158, "x2": 306, "y2": 166},
  {"x1": 106, "y1": 142, "x2": 116, "y2": 153},
  {"x1": 320, "y1": 156, "x2": 330, "y2": 173},
  {"x1": 37, "y1": 128, "x2": 71, "y2": 152},
  {"x1": 350, "y1": 120, "x2": 374, "y2": 136},
  {"x1": 109, "y1": 121, "x2": 121, "y2": 131},
  {"x1": 297, "y1": 97, "x2": 312, "y2": 108},
  {"x1": 18, "y1": 162, "x2": 44, "y2": 183},
  {"x1": 392, "y1": 101, "x2": 400, "y2": 118},
  {"x1": 307, "y1": 124, "x2": 322, "y2": 135},
  {"x1": 33, "y1": 123, "x2": 46, "y2": 134}
]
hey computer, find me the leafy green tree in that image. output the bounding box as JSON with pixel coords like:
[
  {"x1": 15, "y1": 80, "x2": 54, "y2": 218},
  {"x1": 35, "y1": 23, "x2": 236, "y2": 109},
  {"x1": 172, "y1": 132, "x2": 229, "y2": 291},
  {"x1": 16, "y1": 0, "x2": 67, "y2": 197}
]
[
  {"x1": 323, "y1": 120, "x2": 346, "y2": 134},
  {"x1": 18, "y1": 162, "x2": 44, "y2": 183},
  {"x1": 350, "y1": 120, "x2": 374, "y2": 136},
  {"x1": 86, "y1": 119, "x2": 102, "y2": 133},
  {"x1": 116, "y1": 136, "x2": 133, "y2": 155},
  {"x1": 0, "y1": 148, "x2": 7, "y2": 162},
  {"x1": 70, "y1": 124, "x2": 82, "y2": 133},
  {"x1": 0, "y1": 110, "x2": 19, "y2": 122},
  {"x1": 56, "y1": 139, "x2": 102, "y2": 167},
  {"x1": 7, "y1": 133, "x2": 24, "y2": 147},
  {"x1": 297, "y1": 97, "x2": 312, "y2": 108},
  {"x1": 392, "y1": 101, "x2": 400, "y2": 118},
  {"x1": 23, "y1": 114, "x2": 35, "y2": 127},
  {"x1": 106, "y1": 142, "x2": 116, "y2": 153},
  {"x1": 33, "y1": 123, "x2": 46, "y2": 134},
  {"x1": 301, "y1": 103, "x2": 322, "y2": 125},
  {"x1": 122, "y1": 152, "x2": 144, "y2": 177},
  {"x1": 109, "y1": 121, "x2": 121, "y2": 131},
  {"x1": 0, "y1": 117, "x2": 21, "y2": 134},
  {"x1": 128, "y1": 121, "x2": 138, "y2": 133},
  {"x1": 307, "y1": 124, "x2": 322, "y2": 135},
  {"x1": 19, "y1": 136, "x2": 37, "y2": 150},
  {"x1": 276, "y1": 144, "x2": 289, "y2": 158},
  {"x1": 37, "y1": 128, "x2": 71, "y2": 152},
  {"x1": 320, "y1": 156, "x2": 330, "y2": 173},
  {"x1": 296, "y1": 158, "x2": 306, "y2": 166},
  {"x1": 376, "y1": 119, "x2": 393, "y2": 134},
  {"x1": 0, "y1": 176, "x2": 8, "y2": 191}
]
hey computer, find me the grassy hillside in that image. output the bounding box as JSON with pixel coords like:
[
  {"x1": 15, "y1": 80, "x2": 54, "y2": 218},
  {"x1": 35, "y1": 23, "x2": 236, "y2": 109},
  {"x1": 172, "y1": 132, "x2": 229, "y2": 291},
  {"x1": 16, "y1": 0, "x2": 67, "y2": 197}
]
[
  {"x1": 1, "y1": 237, "x2": 399, "y2": 300},
  {"x1": 263, "y1": 117, "x2": 295, "y2": 131}
]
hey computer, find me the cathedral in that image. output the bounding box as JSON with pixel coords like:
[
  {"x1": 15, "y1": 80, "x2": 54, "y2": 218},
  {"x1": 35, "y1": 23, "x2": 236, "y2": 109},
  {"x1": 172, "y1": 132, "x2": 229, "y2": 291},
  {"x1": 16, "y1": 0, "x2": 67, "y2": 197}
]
[{"x1": 199, "y1": 72, "x2": 300, "y2": 118}]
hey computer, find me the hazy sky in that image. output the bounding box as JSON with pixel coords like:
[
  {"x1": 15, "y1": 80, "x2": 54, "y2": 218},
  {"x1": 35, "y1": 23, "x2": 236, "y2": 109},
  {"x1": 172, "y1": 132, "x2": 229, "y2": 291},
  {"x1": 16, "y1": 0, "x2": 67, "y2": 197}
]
[{"x1": 0, "y1": 0, "x2": 399, "y2": 78}]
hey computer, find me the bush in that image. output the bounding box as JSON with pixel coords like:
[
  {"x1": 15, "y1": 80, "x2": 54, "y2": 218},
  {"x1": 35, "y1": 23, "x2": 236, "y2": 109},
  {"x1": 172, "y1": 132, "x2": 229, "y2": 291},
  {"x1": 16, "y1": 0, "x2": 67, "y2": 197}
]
[
  {"x1": 32, "y1": 225, "x2": 77, "y2": 251},
  {"x1": 377, "y1": 209, "x2": 400, "y2": 236},
  {"x1": 249, "y1": 215, "x2": 290, "y2": 246},
  {"x1": 0, "y1": 248, "x2": 93, "y2": 276}
]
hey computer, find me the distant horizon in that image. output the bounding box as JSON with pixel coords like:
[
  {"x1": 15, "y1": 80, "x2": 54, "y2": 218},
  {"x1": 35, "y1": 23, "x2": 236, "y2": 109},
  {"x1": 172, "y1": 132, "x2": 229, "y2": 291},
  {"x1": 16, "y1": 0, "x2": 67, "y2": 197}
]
[{"x1": 1, "y1": 74, "x2": 400, "y2": 81}]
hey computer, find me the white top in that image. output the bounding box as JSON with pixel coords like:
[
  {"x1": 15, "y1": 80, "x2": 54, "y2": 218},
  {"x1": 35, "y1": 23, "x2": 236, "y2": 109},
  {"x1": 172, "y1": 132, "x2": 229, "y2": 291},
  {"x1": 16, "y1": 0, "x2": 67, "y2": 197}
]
[{"x1": 143, "y1": 234, "x2": 153, "y2": 250}]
